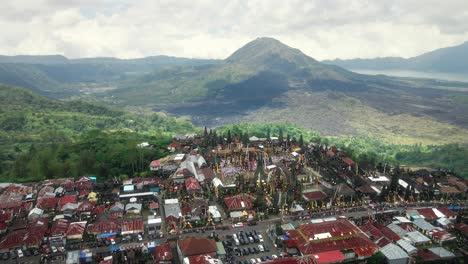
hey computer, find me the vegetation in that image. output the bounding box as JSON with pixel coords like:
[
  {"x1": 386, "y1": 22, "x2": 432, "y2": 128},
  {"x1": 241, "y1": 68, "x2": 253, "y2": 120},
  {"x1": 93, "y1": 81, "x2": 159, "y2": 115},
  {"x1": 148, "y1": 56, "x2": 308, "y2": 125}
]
[
  {"x1": 0, "y1": 84, "x2": 198, "y2": 181},
  {"x1": 217, "y1": 122, "x2": 468, "y2": 178},
  {"x1": 4, "y1": 130, "x2": 170, "y2": 182}
]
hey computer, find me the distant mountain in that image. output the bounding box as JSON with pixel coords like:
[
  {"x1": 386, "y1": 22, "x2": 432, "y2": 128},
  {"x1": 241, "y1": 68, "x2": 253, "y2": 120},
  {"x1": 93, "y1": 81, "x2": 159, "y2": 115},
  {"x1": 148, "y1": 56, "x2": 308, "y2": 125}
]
[
  {"x1": 0, "y1": 54, "x2": 219, "y2": 96},
  {"x1": 0, "y1": 55, "x2": 68, "y2": 64},
  {"x1": 323, "y1": 41, "x2": 468, "y2": 73},
  {"x1": 109, "y1": 37, "x2": 468, "y2": 144}
]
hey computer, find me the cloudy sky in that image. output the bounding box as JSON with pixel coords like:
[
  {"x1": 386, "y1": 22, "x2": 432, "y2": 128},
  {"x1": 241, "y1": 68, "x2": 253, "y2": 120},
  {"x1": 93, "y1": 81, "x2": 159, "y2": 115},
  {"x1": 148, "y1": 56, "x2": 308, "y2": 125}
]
[{"x1": 1, "y1": 0, "x2": 468, "y2": 60}]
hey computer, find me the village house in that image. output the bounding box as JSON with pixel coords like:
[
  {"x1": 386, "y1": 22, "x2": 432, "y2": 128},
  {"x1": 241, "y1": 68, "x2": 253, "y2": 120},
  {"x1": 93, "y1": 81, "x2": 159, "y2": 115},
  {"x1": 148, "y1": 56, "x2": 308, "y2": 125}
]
[{"x1": 177, "y1": 236, "x2": 218, "y2": 264}]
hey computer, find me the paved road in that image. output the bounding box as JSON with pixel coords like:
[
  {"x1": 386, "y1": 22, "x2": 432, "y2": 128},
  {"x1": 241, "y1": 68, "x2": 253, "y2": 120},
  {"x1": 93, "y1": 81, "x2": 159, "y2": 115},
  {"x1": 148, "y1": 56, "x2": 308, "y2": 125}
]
[{"x1": 4, "y1": 201, "x2": 463, "y2": 263}]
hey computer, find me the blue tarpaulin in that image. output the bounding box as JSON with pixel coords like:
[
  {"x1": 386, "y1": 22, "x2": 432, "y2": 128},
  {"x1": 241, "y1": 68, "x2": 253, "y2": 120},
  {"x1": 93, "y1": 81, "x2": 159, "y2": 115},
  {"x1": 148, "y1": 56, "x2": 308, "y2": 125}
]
[
  {"x1": 109, "y1": 246, "x2": 120, "y2": 252},
  {"x1": 97, "y1": 232, "x2": 118, "y2": 238},
  {"x1": 448, "y1": 205, "x2": 462, "y2": 211}
]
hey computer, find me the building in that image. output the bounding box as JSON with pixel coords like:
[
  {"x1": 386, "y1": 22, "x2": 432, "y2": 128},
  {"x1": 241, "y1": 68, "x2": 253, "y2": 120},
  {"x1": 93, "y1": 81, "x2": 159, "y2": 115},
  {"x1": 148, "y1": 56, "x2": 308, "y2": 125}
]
[
  {"x1": 177, "y1": 236, "x2": 218, "y2": 264},
  {"x1": 154, "y1": 243, "x2": 173, "y2": 263},
  {"x1": 380, "y1": 243, "x2": 409, "y2": 264},
  {"x1": 286, "y1": 219, "x2": 378, "y2": 261}
]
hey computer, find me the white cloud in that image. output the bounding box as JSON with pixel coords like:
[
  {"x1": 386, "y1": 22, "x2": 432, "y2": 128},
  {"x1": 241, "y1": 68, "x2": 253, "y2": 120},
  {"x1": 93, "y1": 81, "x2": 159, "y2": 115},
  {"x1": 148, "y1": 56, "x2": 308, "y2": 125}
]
[{"x1": 0, "y1": 0, "x2": 467, "y2": 60}]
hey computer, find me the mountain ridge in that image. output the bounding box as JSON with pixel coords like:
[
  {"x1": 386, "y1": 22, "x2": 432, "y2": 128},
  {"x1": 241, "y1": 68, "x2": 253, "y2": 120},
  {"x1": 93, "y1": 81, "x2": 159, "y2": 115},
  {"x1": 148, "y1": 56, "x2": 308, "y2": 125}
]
[{"x1": 323, "y1": 41, "x2": 468, "y2": 73}]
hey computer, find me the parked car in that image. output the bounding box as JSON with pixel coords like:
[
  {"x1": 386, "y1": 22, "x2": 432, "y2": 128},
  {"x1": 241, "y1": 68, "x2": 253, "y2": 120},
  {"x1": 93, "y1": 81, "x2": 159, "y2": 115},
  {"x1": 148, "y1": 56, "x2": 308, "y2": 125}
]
[
  {"x1": 2, "y1": 252, "x2": 10, "y2": 260},
  {"x1": 232, "y1": 222, "x2": 243, "y2": 228},
  {"x1": 263, "y1": 244, "x2": 270, "y2": 252},
  {"x1": 249, "y1": 258, "x2": 256, "y2": 264},
  {"x1": 137, "y1": 234, "x2": 143, "y2": 241},
  {"x1": 256, "y1": 258, "x2": 261, "y2": 263},
  {"x1": 51, "y1": 246, "x2": 58, "y2": 253},
  {"x1": 258, "y1": 234, "x2": 264, "y2": 242},
  {"x1": 258, "y1": 245, "x2": 264, "y2": 252},
  {"x1": 17, "y1": 250, "x2": 24, "y2": 258},
  {"x1": 110, "y1": 239, "x2": 116, "y2": 245}
]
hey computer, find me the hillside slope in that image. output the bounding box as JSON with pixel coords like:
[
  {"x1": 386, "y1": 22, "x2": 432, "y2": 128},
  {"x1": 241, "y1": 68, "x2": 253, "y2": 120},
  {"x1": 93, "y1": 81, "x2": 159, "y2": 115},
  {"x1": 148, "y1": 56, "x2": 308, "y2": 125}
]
[
  {"x1": 323, "y1": 41, "x2": 468, "y2": 73},
  {"x1": 108, "y1": 38, "x2": 468, "y2": 144},
  {"x1": 0, "y1": 55, "x2": 219, "y2": 97}
]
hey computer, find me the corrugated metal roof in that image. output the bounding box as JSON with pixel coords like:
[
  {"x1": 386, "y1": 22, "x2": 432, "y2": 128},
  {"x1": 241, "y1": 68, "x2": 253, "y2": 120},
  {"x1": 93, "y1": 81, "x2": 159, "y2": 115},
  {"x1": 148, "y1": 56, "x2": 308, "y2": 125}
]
[
  {"x1": 380, "y1": 243, "x2": 409, "y2": 260},
  {"x1": 396, "y1": 239, "x2": 417, "y2": 254},
  {"x1": 413, "y1": 219, "x2": 436, "y2": 231},
  {"x1": 428, "y1": 247, "x2": 455, "y2": 258},
  {"x1": 405, "y1": 231, "x2": 430, "y2": 244}
]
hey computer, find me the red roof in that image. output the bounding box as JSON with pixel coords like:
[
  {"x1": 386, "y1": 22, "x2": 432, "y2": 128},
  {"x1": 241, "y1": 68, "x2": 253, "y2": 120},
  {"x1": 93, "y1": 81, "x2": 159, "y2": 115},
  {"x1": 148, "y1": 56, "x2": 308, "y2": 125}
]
[
  {"x1": 87, "y1": 220, "x2": 120, "y2": 235},
  {"x1": 165, "y1": 215, "x2": 179, "y2": 224},
  {"x1": 287, "y1": 219, "x2": 378, "y2": 257},
  {"x1": 373, "y1": 223, "x2": 401, "y2": 241},
  {"x1": 58, "y1": 195, "x2": 77, "y2": 206},
  {"x1": 359, "y1": 224, "x2": 384, "y2": 240},
  {"x1": 75, "y1": 181, "x2": 93, "y2": 190},
  {"x1": 150, "y1": 160, "x2": 161, "y2": 167},
  {"x1": 223, "y1": 195, "x2": 253, "y2": 210},
  {"x1": 121, "y1": 219, "x2": 144, "y2": 234},
  {"x1": 37, "y1": 197, "x2": 58, "y2": 210},
  {"x1": 182, "y1": 204, "x2": 192, "y2": 215},
  {"x1": 38, "y1": 186, "x2": 55, "y2": 197},
  {"x1": 265, "y1": 256, "x2": 318, "y2": 264},
  {"x1": 417, "y1": 249, "x2": 440, "y2": 261},
  {"x1": 436, "y1": 207, "x2": 457, "y2": 218},
  {"x1": 178, "y1": 236, "x2": 217, "y2": 256},
  {"x1": 168, "y1": 142, "x2": 181, "y2": 149},
  {"x1": 0, "y1": 229, "x2": 28, "y2": 249},
  {"x1": 51, "y1": 219, "x2": 70, "y2": 235},
  {"x1": 376, "y1": 237, "x2": 392, "y2": 247},
  {"x1": 454, "y1": 223, "x2": 468, "y2": 237},
  {"x1": 0, "y1": 201, "x2": 23, "y2": 210},
  {"x1": 313, "y1": 251, "x2": 345, "y2": 264},
  {"x1": 185, "y1": 177, "x2": 201, "y2": 191},
  {"x1": 149, "y1": 201, "x2": 159, "y2": 210},
  {"x1": 79, "y1": 190, "x2": 91, "y2": 198},
  {"x1": 78, "y1": 201, "x2": 95, "y2": 212},
  {"x1": 66, "y1": 222, "x2": 86, "y2": 237},
  {"x1": 341, "y1": 157, "x2": 355, "y2": 166},
  {"x1": 187, "y1": 254, "x2": 221, "y2": 264},
  {"x1": 24, "y1": 218, "x2": 48, "y2": 247},
  {"x1": 0, "y1": 210, "x2": 12, "y2": 222},
  {"x1": 303, "y1": 191, "x2": 327, "y2": 201},
  {"x1": 154, "y1": 243, "x2": 173, "y2": 262},
  {"x1": 417, "y1": 208, "x2": 438, "y2": 219},
  {"x1": 93, "y1": 205, "x2": 106, "y2": 216}
]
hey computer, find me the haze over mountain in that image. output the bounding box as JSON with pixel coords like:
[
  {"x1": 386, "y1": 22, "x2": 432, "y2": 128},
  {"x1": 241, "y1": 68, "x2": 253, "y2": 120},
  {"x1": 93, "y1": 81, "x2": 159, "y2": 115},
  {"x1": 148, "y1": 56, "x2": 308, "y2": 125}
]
[
  {"x1": 108, "y1": 37, "x2": 468, "y2": 144},
  {"x1": 323, "y1": 41, "x2": 468, "y2": 74},
  {"x1": 0, "y1": 55, "x2": 218, "y2": 96}
]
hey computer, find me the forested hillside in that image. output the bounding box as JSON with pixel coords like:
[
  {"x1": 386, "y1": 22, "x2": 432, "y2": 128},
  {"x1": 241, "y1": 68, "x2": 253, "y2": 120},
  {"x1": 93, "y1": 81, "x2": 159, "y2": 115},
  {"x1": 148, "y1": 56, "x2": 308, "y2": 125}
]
[{"x1": 0, "y1": 84, "x2": 198, "y2": 181}]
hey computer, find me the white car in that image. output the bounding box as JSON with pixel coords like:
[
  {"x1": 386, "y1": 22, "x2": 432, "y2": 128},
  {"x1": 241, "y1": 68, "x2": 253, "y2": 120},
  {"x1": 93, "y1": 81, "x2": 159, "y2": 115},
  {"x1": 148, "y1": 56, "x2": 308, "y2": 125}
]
[
  {"x1": 110, "y1": 239, "x2": 116, "y2": 245},
  {"x1": 17, "y1": 250, "x2": 24, "y2": 258},
  {"x1": 271, "y1": 255, "x2": 278, "y2": 259},
  {"x1": 51, "y1": 246, "x2": 58, "y2": 253},
  {"x1": 250, "y1": 258, "x2": 256, "y2": 264},
  {"x1": 232, "y1": 222, "x2": 243, "y2": 228},
  {"x1": 256, "y1": 258, "x2": 261, "y2": 263},
  {"x1": 258, "y1": 245, "x2": 264, "y2": 252},
  {"x1": 137, "y1": 234, "x2": 143, "y2": 241},
  {"x1": 258, "y1": 234, "x2": 264, "y2": 242}
]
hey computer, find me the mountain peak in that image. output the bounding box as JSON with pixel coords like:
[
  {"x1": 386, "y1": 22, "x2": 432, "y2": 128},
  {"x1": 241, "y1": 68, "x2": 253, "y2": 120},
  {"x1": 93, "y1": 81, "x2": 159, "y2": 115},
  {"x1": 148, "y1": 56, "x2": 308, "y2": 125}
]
[{"x1": 225, "y1": 37, "x2": 318, "y2": 67}]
